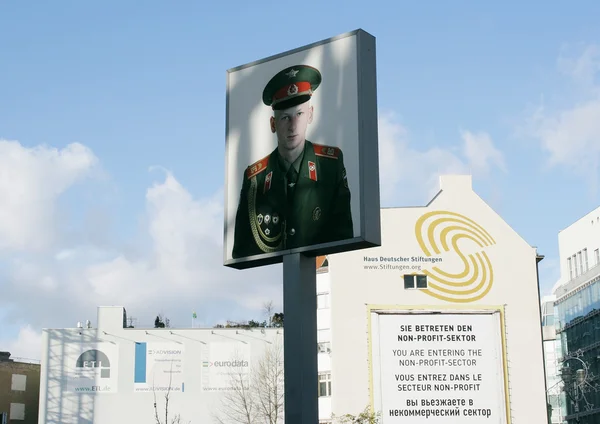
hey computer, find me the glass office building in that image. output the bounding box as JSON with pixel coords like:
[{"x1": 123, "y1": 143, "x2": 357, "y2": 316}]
[
  {"x1": 542, "y1": 296, "x2": 567, "y2": 424},
  {"x1": 554, "y1": 265, "x2": 600, "y2": 423}
]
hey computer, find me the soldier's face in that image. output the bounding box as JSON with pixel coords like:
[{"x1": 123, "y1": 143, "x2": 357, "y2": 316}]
[{"x1": 270, "y1": 101, "x2": 313, "y2": 151}]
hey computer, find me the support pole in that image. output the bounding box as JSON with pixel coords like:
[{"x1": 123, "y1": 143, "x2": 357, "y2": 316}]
[{"x1": 283, "y1": 252, "x2": 318, "y2": 423}]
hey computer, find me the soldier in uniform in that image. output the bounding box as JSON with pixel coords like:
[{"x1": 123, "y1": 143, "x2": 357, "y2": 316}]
[{"x1": 232, "y1": 64, "x2": 354, "y2": 259}]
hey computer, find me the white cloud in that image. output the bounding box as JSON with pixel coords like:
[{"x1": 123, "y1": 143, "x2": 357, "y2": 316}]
[
  {"x1": 377, "y1": 112, "x2": 506, "y2": 205},
  {"x1": 0, "y1": 139, "x2": 98, "y2": 252},
  {"x1": 461, "y1": 130, "x2": 507, "y2": 174},
  {"x1": 3, "y1": 325, "x2": 43, "y2": 361},
  {"x1": 527, "y1": 99, "x2": 600, "y2": 174},
  {"x1": 558, "y1": 44, "x2": 600, "y2": 90},
  {"x1": 78, "y1": 169, "x2": 281, "y2": 312},
  {"x1": 0, "y1": 140, "x2": 281, "y2": 354},
  {"x1": 525, "y1": 44, "x2": 600, "y2": 189}
]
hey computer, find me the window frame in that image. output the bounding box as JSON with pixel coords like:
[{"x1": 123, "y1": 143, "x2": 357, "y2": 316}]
[
  {"x1": 318, "y1": 372, "x2": 332, "y2": 397},
  {"x1": 404, "y1": 274, "x2": 428, "y2": 290},
  {"x1": 11, "y1": 374, "x2": 27, "y2": 392},
  {"x1": 568, "y1": 257, "x2": 573, "y2": 280}
]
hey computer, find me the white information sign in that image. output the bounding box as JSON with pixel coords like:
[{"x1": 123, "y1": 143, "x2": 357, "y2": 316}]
[
  {"x1": 133, "y1": 342, "x2": 184, "y2": 393},
  {"x1": 372, "y1": 312, "x2": 507, "y2": 423},
  {"x1": 201, "y1": 342, "x2": 251, "y2": 392}
]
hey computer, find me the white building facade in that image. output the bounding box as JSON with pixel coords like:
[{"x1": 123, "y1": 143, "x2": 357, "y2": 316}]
[
  {"x1": 38, "y1": 306, "x2": 285, "y2": 424},
  {"x1": 556, "y1": 207, "x2": 600, "y2": 290},
  {"x1": 37, "y1": 259, "x2": 333, "y2": 424},
  {"x1": 326, "y1": 175, "x2": 548, "y2": 423},
  {"x1": 316, "y1": 256, "x2": 333, "y2": 422},
  {"x1": 38, "y1": 273, "x2": 335, "y2": 424}
]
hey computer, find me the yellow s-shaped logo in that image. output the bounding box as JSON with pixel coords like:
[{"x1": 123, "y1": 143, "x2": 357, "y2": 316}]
[{"x1": 415, "y1": 211, "x2": 496, "y2": 303}]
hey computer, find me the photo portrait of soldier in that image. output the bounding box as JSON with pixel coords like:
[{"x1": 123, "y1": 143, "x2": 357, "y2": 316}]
[{"x1": 232, "y1": 64, "x2": 354, "y2": 259}]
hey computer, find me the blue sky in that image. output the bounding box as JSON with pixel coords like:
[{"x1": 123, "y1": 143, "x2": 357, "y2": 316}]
[{"x1": 1, "y1": 0, "x2": 600, "y2": 359}]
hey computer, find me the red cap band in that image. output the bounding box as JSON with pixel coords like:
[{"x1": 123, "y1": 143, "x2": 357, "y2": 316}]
[{"x1": 272, "y1": 81, "x2": 312, "y2": 103}]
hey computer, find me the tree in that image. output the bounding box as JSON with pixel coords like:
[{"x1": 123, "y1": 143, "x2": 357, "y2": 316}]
[
  {"x1": 152, "y1": 361, "x2": 190, "y2": 424},
  {"x1": 214, "y1": 320, "x2": 265, "y2": 329},
  {"x1": 213, "y1": 313, "x2": 283, "y2": 329},
  {"x1": 154, "y1": 314, "x2": 170, "y2": 328},
  {"x1": 214, "y1": 338, "x2": 284, "y2": 424},
  {"x1": 271, "y1": 313, "x2": 284, "y2": 328},
  {"x1": 263, "y1": 301, "x2": 275, "y2": 327},
  {"x1": 213, "y1": 301, "x2": 283, "y2": 329},
  {"x1": 126, "y1": 315, "x2": 137, "y2": 328},
  {"x1": 332, "y1": 406, "x2": 381, "y2": 424},
  {"x1": 248, "y1": 319, "x2": 264, "y2": 328}
]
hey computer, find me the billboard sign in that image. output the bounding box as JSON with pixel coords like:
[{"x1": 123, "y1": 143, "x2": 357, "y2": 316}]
[
  {"x1": 65, "y1": 343, "x2": 119, "y2": 394},
  {"x1": 369, "y1": 309, "x2": 509, "y2": 423},
  {"x1": 201, "y1": 342, "x2": 252, "y2": 392},
  {"x1": 224, "y1": 29, "x2": 381, "y2": 269},
  {"x1": 133, "y1": 342, "x2": 185, "y2": 393},
  {"x1": 362, "y1": 209, "x2": 498, "y2": 304}
]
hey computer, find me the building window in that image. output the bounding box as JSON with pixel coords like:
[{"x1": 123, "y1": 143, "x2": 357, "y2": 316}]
[
  {"x1": 318, "y1": 372, "x2": 332, "y2": 397},
  {"x1": 595, "y1": 249, "x2": 599, "y2": 266},
  {"x1": 404, "y1": 274, "x2": 428, "y2": 289},
  {"x1": 318, "y1": 342, "x2": 331, "y2": 353},
  {"x1": 568, "y1": 257, "x2": 573, "y2": 280},
  {"x1": 578, "y1": 251, "x2": 584, "y2": 275},
  {"x1": 584, "y1": 248, "x2": 589, "y2": 272},
  {"x1": 317, "y1": 293, "x2": 330, "y2": 309},
  {"x1": 574, "y1": 255, "x2": 579, "y2": 277},
  {"x1": 10, "y1": 403, "x2": 25, "y2": 420},
  {"x1": 11, "y1": 374, "x2": 26, "y2": 391}
]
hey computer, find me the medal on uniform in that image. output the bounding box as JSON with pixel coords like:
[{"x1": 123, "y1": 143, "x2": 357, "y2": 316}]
[
  {"x1": 308, "y1": 161, "x2": 317, "y2": 181},
  {"x1": 264, "y1": 171, "x2": 273, "y2": 193}
]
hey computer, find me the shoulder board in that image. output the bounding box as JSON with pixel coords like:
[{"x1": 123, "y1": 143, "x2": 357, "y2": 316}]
[
  {"x1": 313, "y1": 143, "x2": 341, "y2": 159},
  {"x1": 246, "y1": 155, "x2": 270, "y2": 179}
]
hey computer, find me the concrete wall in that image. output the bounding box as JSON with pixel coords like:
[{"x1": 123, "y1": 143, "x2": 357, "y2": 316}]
[{"x1": 328, "y1": 175, "x2": 547, "y2": 423}]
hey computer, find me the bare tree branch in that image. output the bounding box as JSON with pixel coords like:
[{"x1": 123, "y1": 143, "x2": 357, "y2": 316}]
[
  {"x1": 153, "y1": 384, "x2": 161, "y2": 424},
  {"x1": 151, "y1": 358, "x2": 190, "y2": 424},
  {"x1": 263, "y1": 301, "x2": 275, "y2": 327},
  {"x1": 165, "y1": 367, "x2": 171, "y2": 424},
  {"x1": 215, "y1": 339, "x2": 284, "y2": 424},
  {"x1": 254, "y1": 338, "x2": 284, "y2": 423},
  {"x1": 333, "y1": 405, "x2": 381, "y2": 424}
]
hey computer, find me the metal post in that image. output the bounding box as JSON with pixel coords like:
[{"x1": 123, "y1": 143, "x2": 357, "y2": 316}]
[{"x1": 283, "y1": 252, "x2": 318, "y2": 423}]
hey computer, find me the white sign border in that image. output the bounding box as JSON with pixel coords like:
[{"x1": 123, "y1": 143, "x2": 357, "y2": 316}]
[{"x1": 367, "y1": 305, "x2": 511, "y2": 424}]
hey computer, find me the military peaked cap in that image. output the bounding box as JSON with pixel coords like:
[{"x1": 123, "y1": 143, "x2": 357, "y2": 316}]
[{"x1": 262, "y1": 65, "x2": 322, "y2": 110}]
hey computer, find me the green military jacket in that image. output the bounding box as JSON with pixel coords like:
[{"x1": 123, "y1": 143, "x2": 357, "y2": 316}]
[{"x1": 232, "y1": 140, "x2": 353, "y2": 259}]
